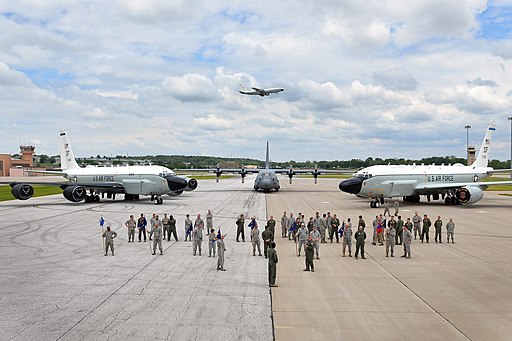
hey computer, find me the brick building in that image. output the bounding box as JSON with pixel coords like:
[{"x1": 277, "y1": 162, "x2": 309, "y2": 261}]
[{"x1": 0, "y1": 145, "x2": 35, "y2": 177}]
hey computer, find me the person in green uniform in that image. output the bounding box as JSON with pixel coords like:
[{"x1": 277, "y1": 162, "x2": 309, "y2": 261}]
[
  {"x1": 267, "y1": 242, "x2": 278, "y2": 287},
  {"x1": 304, "y1": 235, "x2": 315, "y2": 272}
]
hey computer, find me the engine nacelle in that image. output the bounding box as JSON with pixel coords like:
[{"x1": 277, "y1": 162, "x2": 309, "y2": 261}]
[
  {"x1": 185, "y1": 178, "x2": 198, "y2": 191},
  {"x1": 455, "y1": 186, "x2": 484, "y2": 205},
  {"x1": 168, "y1": 190, "x2": 184, "y2": 197},
  {"x1": 11, "y1": 184, "x2": 34, "y2": 200},
  {"x1": 63, "y1": 185, "x2": 86, "y2": 202}
]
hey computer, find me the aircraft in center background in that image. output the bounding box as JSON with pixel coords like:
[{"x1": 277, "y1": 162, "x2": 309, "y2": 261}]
[
  {"x1": 181, "y1": 141, "x2": 350, "y2": 192},
  {"x1": 239, "y1": 85, "x2": 285, "y2": 97}
]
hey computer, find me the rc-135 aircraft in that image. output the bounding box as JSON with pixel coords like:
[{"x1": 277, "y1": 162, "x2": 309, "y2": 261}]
[
  {"x1": 239, "y1": 85, "x2": 284, "y2": 97},
  {"x1": 189, "y1": 141, "x2": 346, "y2": 192},
  {"x1": 339, "y1": 120, "x2": 512, "y2": 207},
  {"x1": 4, "y1": 131, "x2": 197, "y2": 205}
]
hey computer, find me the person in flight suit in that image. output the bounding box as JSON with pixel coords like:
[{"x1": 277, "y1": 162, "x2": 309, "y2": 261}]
[
  {"x1": 421, "y1": 214, "x2": 431, "y2": 243},
  {"x1": 168, "y1": 215, "x2": 178, "y2": 242},
  {"x1": 396, "y1": 215, "x2": 404, "y2": 245},
  {"x1": 330, "y1": 214, "x2": 340, "y2": 243},
  {"x1": 304, "y1": 235, "x2": 315, "y2": 272},
  {"x1": 251, "y1": 223, "x2": 262, "y2": 256},
  {"x1": 267, "y1": 216, "x2": 276, "y2": 240},
  {"x1": 354, "y1": 226, "x2": 367, "y2": 259},
  {"x1": 434, "y1": 216, "x2": 443, "y2": 243},
  {"x1": 236, "y1": 214, "x2": 246, "y2": 242},
  {"x1": 262, "y1": 225, "x2": 273, "y2": 258},
  {"x1": 267, "y1": 242, "x2": 279, "y2": 287},
  {"x1": 342, "y1": 221, "x2": 353, "y2": 257}
]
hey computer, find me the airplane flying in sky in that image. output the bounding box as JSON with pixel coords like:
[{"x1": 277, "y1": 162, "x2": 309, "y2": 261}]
[
  {"x1": 339, "y1": 121, "x2": 512, "y2": 207},
  {"x1": 239, "y1": 85, "x2": 284, "y2": 97},
  {"x1": 3, "y1": 131, "x2": 197, "y2": 204},
  {"x1": 188, "y1": 141, "x2": 347, "y2": 192}
]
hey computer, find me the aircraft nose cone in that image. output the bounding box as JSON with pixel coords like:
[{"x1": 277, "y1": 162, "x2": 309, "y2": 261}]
[
  {"x1": 260, "y1": 179, "x2": 272, "y2": 189},
  {"x1": 339, "y1": 177, "x2": 363, "y2": 194}
]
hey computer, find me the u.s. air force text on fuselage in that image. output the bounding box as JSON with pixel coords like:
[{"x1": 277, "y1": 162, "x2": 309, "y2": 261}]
[{"x1": 427, "y1": 175, "x2": 454, "y2": 182}]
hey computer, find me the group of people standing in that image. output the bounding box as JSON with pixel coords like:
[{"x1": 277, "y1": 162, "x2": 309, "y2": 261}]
[
  {"x1": 100, "y1": 205, "x2": 457, "y2": 289},
  {"x1": 278, "y1": 208, "x2": 457, "y2": 266}
]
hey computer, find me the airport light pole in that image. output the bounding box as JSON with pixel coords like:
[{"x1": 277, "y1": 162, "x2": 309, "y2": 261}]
[
  {"x1": 465, "y1": 125, "x2": 471, "y2": 164},
  {"x1": 509, "y1": 116, "x2": 512, "y2": 180}
]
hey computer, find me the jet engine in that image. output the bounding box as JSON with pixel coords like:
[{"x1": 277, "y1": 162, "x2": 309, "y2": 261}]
[
  {"x1": 11, "y1": 184, "x2": 34, "y2": 200},
  {"x1": 455, "y1": 186, "x2": 484, "y2": 205},
  {"x1": 63, "y1": 185, "x2": 87, "y2": 202},
  {"x1": 182, "y1": 177, "x2": 198, "y2": 191}
]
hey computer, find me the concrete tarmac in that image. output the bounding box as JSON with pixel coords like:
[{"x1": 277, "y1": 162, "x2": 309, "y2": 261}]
[
  {"x1": 267, "y1": 178, "x2": 512, "y2": 341},
  {"x1": 0, "y1": 178, "x2": 271, "y2": 341},
  {"x1": 1, "y1": 176, "x2": 512, "y2": 340}
]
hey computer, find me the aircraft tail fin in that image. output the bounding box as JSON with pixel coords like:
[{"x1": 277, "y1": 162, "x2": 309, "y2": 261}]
[
  {"x1": 240, "y1": 84, "x2": 248, "y2": 92},
  {"x1": 59, "y1": 130, "x2": 81, "y2": 170},
  {"x1": 265, "y1": 141, "x2": 270, "y2": 169},
  {"x1": 471, "y1": 120, "x2": 495, "y2": 168}
]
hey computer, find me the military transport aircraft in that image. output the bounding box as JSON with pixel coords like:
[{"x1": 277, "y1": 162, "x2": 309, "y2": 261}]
[
  {"x1": 3, "y1": 131, "x2": 197, "y2": 205},
  {"x1": 239, "y1": 85, "x2": 284, "y2": 97},
  {"x1": 339, "y1": 121, "x2": 512, "y2": 207},
  {"x1": 188, "y1": 141, "x2": 347, "y2": 192}
]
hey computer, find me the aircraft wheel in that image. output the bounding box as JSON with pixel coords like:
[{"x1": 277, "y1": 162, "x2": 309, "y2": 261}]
[
  {"x1": 85, "y1": 195, "x2": 91, "y2": 203},
  {"x1": 369, "y1": 201, "x2": 375, "y2": 208},
  {"x1": 94, "y1": 195, "x2": 100, "y2": 202},
  {"x1": 374, "y1": 201, "x2": 380, "y2": 208},
  {"x1": 275, "y1": 188, "x2": 279, "y2": 192}
]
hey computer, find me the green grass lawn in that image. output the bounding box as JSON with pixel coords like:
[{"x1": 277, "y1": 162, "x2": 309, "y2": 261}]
[
  {"x1": 0, "y1": 185, "x2": 63, "y2": 202},
  {"x1": 483, "y1": 177, "x2": 512, "y2": 191}
]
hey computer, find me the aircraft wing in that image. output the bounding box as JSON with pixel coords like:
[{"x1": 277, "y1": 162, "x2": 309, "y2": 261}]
[
  {"x1": 272, "y1": 169, "x2": 354, "y2": 175},
  {"x1": 0, "y1": 180, "x2": 126, "y2": 190},
  {"x1": 176, "y1": 168, "x2": 260, "y2": 175},
  {"x1": 251, "y1": 87, "x2": 266, "y2": 95},
  {"x1": 414, "y1": 181, "x2": 512, "y2": 190},
  {"x1": 488, "y1": 169, "x2": 512, "y2": 175},
  {"x1": 26, "y1": 169, "x2": 65, "y2": 176}
]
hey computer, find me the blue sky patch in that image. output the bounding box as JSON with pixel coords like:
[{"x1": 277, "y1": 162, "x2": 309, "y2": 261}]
[
  {"x1": 476, "y1": 1, "x2": 512, "y2": 40},
  {"x1": 18, "y1": 68, "x2": 74, "y2": 87}
]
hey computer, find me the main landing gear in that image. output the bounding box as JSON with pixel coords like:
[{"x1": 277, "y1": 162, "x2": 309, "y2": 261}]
[
  {"x1": 151, "y1": 195, "x2": 163, "y2": 205},
  {"x1": 369, "y1": 197, "x2": 384, "y2": 208}
]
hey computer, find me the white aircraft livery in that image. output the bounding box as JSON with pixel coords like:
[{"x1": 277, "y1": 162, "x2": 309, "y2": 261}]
[
  {"x1": 239, "y1": 85, "x2": 284, "y2": 97},
  {"x1": 339, "y1": 121, "x2": 512, "y2": 207},
  {"x1": 4, "y1": 131, "x2": 197, "y2": 205}
]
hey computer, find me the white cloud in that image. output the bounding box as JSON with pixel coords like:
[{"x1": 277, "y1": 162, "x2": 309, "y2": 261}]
[
  {"x1": 0, "y1": 0, "x2": 511, "y2": 161},
  {"x1": 162, "y1": 73, "x2": 219, "y2": 102}
]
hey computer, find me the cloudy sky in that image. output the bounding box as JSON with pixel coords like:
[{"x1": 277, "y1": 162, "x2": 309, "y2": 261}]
[{"x1": 1, "y1": 0, "x2": 512, "y2": 162}]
